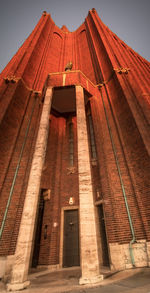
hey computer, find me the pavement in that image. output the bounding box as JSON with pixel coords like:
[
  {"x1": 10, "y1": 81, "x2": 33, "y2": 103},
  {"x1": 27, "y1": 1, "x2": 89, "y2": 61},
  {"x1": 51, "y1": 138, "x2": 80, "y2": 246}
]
[{"x1": 0, "y1": 266, "x2": 150, "y2": 293}]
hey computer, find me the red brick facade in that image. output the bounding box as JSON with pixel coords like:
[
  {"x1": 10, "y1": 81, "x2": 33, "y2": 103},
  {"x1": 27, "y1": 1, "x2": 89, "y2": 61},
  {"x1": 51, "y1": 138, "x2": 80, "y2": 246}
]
[{"x1": 0, "y1": 8, "x2": 150, "y2": 274}]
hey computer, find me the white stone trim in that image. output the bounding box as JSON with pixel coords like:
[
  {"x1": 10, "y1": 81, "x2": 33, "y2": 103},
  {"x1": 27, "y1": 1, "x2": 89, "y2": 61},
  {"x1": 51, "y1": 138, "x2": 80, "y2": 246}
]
[
  {"x1": 109, "y1": 239, "x2": 149, "y2": 271},
  {"x1": 7, "y1": 87, "x2": 53, "y2": 291},
  {"x1": 76, "y1": 85, "x2": 103, "y2": 284},
  {"x1": 0, "y1": 256, "x2": 6, "y2": 279}
]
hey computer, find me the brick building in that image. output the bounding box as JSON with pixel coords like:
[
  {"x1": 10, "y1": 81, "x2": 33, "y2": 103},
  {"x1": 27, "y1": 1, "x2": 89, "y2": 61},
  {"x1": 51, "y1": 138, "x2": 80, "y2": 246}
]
[{"x1": 0, "y1": 8, "x2": 150, "y2": 291}]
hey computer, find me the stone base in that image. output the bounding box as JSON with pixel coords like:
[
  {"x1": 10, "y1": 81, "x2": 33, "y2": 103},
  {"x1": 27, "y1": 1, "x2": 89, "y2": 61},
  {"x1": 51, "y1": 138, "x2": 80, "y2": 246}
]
[
  {"x1": 7, "y1": 280, "x2": 30, "y2": 291},
  {"x1": 109, "y1": 240, "x2": 149, "y2": 271},
  {"x1": 0, "y1": 255, "x2": 15, "y2": 282},
  {"x1": 0, "y1": 256, "x2": 6, "y2": 279},
  {"x1": 146, "y1": 241, "x2": 150, "y2": 266},
  {"x1": 44, "y1": 264, "x2": 60, "y2": 271},
  {"x1": 79, "y1": 274, "x2": 103, "y2": 285}
]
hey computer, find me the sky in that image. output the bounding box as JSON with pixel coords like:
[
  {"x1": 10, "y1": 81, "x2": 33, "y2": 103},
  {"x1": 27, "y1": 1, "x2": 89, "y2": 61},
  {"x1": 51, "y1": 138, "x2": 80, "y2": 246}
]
[{"x1": 0, "y1": 0, "x2": 150, "y2": 73}]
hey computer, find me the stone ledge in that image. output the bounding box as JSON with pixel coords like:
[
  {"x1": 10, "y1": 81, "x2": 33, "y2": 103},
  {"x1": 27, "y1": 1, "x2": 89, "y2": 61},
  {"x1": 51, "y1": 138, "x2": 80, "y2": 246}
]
[{"x1": 79, "y1": 274, "x2": 103, "y2": 285}]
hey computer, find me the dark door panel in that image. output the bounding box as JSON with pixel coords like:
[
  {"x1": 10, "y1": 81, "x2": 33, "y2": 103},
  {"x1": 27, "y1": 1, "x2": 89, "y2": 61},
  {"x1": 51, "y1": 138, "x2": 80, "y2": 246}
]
[
  {"x1": 32, "y1": 194, "x2": 44, "y2": 267},
  {"x1": 63, "y1": 209, "x2": 80, "y2": 267},
  {"x1": 98, "y1": 204, "x2": 109, "y2": 266}
]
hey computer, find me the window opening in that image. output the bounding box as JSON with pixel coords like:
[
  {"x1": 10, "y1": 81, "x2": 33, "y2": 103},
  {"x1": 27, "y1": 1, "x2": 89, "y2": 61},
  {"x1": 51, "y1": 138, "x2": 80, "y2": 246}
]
[
  {"x1": 88, "y1": 114, "x2": 97, "y2": 159},
  {"x1": 69, "y1": 122, "x2": 74, "y2": 166}
]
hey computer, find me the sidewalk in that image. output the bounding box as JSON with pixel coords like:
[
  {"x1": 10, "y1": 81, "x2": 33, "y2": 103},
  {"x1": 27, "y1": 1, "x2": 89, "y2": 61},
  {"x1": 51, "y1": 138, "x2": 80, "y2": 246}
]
[{"x1": 0, "y1": 266, "x2": 150, "y2": 293}]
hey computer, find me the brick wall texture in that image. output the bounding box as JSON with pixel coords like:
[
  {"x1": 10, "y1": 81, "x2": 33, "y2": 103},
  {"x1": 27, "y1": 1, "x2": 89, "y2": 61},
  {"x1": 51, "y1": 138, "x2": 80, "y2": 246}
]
[{"x1": 0, "y1": 9, "x2": 149, "y2": 267}]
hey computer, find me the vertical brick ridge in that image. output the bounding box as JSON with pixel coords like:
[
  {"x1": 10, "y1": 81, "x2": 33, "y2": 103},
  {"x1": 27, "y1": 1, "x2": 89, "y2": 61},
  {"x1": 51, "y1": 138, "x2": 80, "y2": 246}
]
[
  {"x1": 18, "y1": 15, "x2": 51, "y2": 86},
  {"x1": 58, "y1": 33, "x2": 66, "y2": 72},
  {"x1": 0, "y1": 82, "x2": 32, "y2": 197},
  {"x1": 104, "y1": 81, "x2": 150, "y2": 240},
  {"x1": 72, "y1": 32, "x2": 77, "y2": 70},
  {"x1": 61, "y1": 33, "x2": 69, "y2": 72},
  {"x1": 76, "y1": 24, "x2": 97, "y2": 83},
  {"x1": 0, "y1": 82, "x2": 19, "y2": 124},
  {"x1": 105, "y1": 29, "x2": 150, "y2": 120},
  {"x1": 90, "y1": 95, "x2": 119, "y2": 243},
  {"x1": 22, "y1": 16, "x2": 54, "y2": 89},
  {"x1": 104, "y1": 84, "x2": 148, "y2": 240},
  {"x1": 0, "y1": 91, "x2": 39, "y2": 255},
  {"x1": 98, "y1": 87, "x2": 133, "y2": 242},
  {"x1": 84, "y1": 17, "x2": 104, "y2": 84},
  {"x1": 54, "y1": 28, "x2": 63, "y2": 72},
  {"x1": 33, "y1": 22, "x2": 55, "y2": 91},
  {"x1": 75, "y1": 30, "x2": 81, "y2": 71},
  {"x1": 90, "y1": 13, "x2": 150, "y2": 154},
  {"x1": 91, "y1": 9, "x2": 150, "y2": 127},
  {"x1": 62, "y1": 32, "x2": 77, "y2": 73},
  {"x1": 85, "y1": 11, "x2": 115, "y2": 82},
  {"x1": 111, "y1": 64, "x2": 150, "y2": 154},
  {"x1": 86, "y1": 8, "x2": 150, "y2": 136},
  {"x1": 84, "y1": 22, "x2": 101, "y2": 84}
]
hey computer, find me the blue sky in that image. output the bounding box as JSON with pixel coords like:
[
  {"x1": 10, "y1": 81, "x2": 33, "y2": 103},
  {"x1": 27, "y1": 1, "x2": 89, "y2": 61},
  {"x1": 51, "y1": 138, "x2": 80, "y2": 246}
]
[{"x1": 0, "y1": 0, "x2": 150, "y2": 72}]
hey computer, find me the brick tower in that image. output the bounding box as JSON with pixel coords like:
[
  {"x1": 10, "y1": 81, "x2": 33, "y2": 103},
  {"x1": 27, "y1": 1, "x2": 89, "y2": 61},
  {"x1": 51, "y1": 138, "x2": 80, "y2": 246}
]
[{"x1": 0, "y1": 8, "x2": 150, "y2": 291}]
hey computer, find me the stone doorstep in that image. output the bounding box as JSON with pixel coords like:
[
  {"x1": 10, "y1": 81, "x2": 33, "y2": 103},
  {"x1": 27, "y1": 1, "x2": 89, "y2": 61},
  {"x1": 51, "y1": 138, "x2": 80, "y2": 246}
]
[
  {"x1": 28, "y1": 266, "x2": 147, "y2": 290},
  {"x1": 28, "y1": 266, "x2": 114, "y2": 281},
  {"x1": 29, "y1": 266, "x2": 82, "y2": 280},
  {"x1": 27, "y1": 266, "x2": 115, "y2": 292}
]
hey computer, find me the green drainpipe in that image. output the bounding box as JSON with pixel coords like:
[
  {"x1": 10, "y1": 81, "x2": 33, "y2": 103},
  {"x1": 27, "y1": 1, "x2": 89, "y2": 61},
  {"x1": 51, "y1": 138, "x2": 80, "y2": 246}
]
[
  {"x1": 0, "y1": 95, "x2": 37, "y2": 240},
  {"x1": 99, "y1": 87, "x2": 136, "y2": 267}
]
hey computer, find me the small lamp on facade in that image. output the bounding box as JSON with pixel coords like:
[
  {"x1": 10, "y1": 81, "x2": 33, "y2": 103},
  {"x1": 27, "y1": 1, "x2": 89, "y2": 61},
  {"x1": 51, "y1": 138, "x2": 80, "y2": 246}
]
[
  {"x1": 43, "y1": 189, "x2": 51, "y2": 201},
  {"x1": 69, "y1": 196, "x2": 74, "y2": 205}
]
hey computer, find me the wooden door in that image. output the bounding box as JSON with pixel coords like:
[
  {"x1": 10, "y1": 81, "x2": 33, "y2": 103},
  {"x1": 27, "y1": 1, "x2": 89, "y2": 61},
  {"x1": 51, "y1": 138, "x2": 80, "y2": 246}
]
[
  {"x1": 98, "y1": 204, "x2": 109, "y2": 266},
  {"x1": 63, "y1": 209, "x2": 80, "y2": 267},
  {"x1": 32, "y1": 195, "x2": 44, "y2": 267}
]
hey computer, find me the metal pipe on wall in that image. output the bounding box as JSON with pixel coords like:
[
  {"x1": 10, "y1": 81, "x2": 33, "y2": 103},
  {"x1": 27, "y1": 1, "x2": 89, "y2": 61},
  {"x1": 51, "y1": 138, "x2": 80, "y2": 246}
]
[
  {"x1": 99, "y1": 87, "x2": 136, "y2": 267},
  {"x1": 0, "y1": 93, "x2": 37, "y2": 241}
]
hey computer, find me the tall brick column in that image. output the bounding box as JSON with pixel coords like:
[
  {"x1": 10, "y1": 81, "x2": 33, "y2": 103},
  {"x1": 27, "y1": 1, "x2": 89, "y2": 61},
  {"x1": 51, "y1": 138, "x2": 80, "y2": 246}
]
[
  {"x1": 76, "y1": 85, "x2": 103, "y2": 285},
  {"x1": 7, "y1": 87, "x2": 53, "y2": 291}
]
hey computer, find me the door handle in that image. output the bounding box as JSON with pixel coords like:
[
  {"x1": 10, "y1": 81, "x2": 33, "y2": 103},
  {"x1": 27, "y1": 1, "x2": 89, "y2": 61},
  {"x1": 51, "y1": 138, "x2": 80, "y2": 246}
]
[{"x1": 69, "y1": 222, "x2": 74, "y2": 226}]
